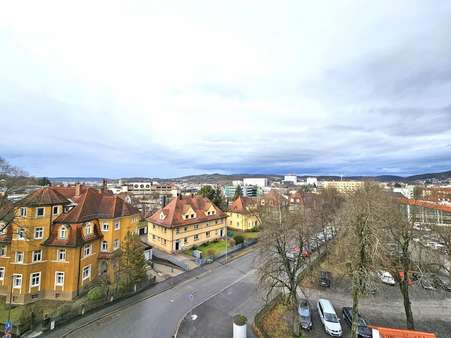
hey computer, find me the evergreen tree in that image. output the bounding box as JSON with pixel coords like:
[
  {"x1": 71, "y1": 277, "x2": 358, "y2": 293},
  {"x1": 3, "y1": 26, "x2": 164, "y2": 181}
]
[
  {"x1": 37, "y1": 177, "x2": 51, "y2": 186},
  {"x1": 118, "y1": 232, "x2": 147, "y2": 291},
  {"x1": 233, "y1": 185, "x2": 243, "y2": 200},
  {"x1": 198, "y1": 185, "x2": 226, "y2": 210}
]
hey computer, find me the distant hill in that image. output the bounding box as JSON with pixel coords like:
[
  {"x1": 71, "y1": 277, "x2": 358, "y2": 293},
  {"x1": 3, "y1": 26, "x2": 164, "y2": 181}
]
[{"x1": 49, "y1": 170, "x2": 451, "y2": 185}]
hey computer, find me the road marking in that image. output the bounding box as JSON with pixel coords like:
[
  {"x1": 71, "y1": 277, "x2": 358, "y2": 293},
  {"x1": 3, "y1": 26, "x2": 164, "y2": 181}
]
[{"x1": 173, "y1": 269, "x2": 256, "y2": 338}]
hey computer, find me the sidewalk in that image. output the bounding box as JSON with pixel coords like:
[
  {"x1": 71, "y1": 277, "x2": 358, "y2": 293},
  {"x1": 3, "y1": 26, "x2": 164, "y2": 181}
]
[{"x1": 37, "y1": 245, "x2": 257, "y2": 338}]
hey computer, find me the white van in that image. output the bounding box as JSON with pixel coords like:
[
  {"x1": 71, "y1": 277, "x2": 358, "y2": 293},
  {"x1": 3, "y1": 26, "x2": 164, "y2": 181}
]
[{"x1": 317, "y1": 298, "x2": 342, "y2": 337}]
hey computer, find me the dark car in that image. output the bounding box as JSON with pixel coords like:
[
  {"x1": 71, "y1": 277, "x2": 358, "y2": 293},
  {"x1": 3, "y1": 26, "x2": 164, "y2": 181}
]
[
  {"x1": 341, "y1": 307, "x2": 372, "y2": 338},
  {"x1": 432, "y1": 276, "x2": 451, "y2": 292},
  {"x1": 319, "y1": 271, "x2": 331, "y2": 288},
  {"x1": 298, "y1": 299, "x2": 313, "y2": 330}
]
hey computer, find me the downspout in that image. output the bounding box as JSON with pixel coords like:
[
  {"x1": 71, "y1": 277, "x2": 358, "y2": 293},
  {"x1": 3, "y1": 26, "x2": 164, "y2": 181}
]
[{"x1": 76, "y1": 229, "x2": 82, "y2": 297}]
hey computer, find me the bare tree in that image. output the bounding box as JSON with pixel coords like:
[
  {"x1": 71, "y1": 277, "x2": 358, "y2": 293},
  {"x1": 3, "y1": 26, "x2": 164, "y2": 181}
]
[
  {"x1": 432, "y1": 225, "x2": 451, "y2": 278},
  {"x1": 338, "y1": 182, "x2": 387, "y2": 338},
  {"x1": 257, "y1": 201, "x2": 309, "y2": 334}
]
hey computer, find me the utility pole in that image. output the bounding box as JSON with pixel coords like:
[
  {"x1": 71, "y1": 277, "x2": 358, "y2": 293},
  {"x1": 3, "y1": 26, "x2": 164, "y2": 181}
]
[{"x1": 225, "y1": 228, "x2": 228, "y2": 264}]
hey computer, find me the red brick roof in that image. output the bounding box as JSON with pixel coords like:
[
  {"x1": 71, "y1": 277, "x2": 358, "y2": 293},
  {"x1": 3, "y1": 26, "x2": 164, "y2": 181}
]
[
  {"x1": 147, "y1": 195, "x2": 226, "y2": 228},
  {"x1": 17, "y1": 187, "x2": 71, "y2": 207},
  {"x1": 55, "y1": 188, "x2": 139, "y2": 223}
]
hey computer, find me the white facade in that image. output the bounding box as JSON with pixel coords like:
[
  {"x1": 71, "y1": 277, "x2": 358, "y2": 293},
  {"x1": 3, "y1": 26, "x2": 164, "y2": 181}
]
[
  {"x1": 232, "y1": 180, "x2": 243, "y2": 187},
  {"x1": 393, "y1": 185, "x2": 415, "y2": 199},
  {"x1": 243, "y1": 178, "x2": 268, "y2": 188},
  {"x1": 306, "y1": 177, "x2": 318, "y2": 186},
  {"x1": 284, "y1": 175, "x2": 298, "y2": 184}
]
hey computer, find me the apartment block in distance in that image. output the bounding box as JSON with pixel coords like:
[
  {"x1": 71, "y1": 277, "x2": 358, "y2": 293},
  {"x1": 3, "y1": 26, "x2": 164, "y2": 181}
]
[
  {"x1": 0, "y1": 185, "x2": 140, "y2": 304},
  {"x1": 147, "y1": 195, "x2": 227, "y2": 253},
  {"x1": 322, "y1": 180, "x2": 364, "y2": 193}
]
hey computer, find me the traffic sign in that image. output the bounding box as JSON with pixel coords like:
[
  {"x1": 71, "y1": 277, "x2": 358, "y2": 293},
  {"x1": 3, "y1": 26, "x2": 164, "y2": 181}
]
[{"x1": 4, "y1": 320, "x2": 12, "y2": 333}]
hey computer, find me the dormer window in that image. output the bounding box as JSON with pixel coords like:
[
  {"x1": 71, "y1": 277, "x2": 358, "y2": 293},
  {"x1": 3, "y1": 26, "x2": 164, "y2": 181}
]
[
  {"x1": 60, "y1": 226, "x2": 67, "y2": 239},
  {"x1": 160, "y1": 212, "x2": 166, "y2": 220},
  {"x1": 191, "y1": 214, "x2": 195, "y2": 218},
  {"x1": 86, "y1": 223, "x2": 92, "y2": 236}
]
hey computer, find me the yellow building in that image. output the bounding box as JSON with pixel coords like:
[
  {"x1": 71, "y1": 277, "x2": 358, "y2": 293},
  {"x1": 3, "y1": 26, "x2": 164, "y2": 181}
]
[
  {"x1": 322, "y1": 181, "x2": 364, "y2": 193},
  {"x1": 0, "y1": 185, "x2": 140, "y2": 304},
  {"x1": 227, "y1": 196, "x2": 259, "y2": 231},
  {"x1": 147, "y1": 195, "x2": 227, "y2": 254}
]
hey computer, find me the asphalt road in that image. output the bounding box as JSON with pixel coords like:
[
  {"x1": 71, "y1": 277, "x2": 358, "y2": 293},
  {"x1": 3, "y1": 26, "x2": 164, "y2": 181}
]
[
  {"x1": 54, "y1": 250, "x2": 258, "y2": 338},
  {"x1": 177, "y1": 269, "x2": 262, "y2": 338}
]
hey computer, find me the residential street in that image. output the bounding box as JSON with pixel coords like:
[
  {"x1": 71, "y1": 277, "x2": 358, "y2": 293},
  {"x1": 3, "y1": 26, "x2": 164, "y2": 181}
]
[{"x1": 45, "y1": 249, "x2": 258, "y2": 338}]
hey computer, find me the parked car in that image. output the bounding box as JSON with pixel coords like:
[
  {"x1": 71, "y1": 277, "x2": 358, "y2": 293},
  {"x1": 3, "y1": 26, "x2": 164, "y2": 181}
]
[
  {"x1": 432, "y1": 276, "x2": 451, "y2": 292},
  {"x1": 377, "y1": 271, "x2": 395, "y2": 286},
  {"x1": 317, "y1": 299, "x2": 342, "y2": 337},
  {"x1": 421, "y1": 278, "x2": 435, "y2": 291},
  {"x1": 298, "y1": 299, "x2": 313, "y2": 330},
  {"x1": 319, "y1": 271, "x2": 331, "y2": 288},
  {"x1": 341, "y1": 307, "x2": 372, "y2": 338}
]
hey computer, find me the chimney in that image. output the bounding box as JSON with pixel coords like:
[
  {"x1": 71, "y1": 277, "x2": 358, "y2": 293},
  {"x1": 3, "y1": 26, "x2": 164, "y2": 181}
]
[
  {"x1": 102, "y1": 179, "x2": 107, "y2": 192},
  {"x1": 75, "y1": 183, "x2": 81, "y2": 197}
]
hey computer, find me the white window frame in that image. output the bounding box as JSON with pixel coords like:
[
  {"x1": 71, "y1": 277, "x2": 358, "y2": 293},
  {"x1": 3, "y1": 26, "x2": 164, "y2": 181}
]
[
  {"x1": 53, "y1": 205, "x2": 59, "y2": 215},
  {"x1": 15, "y1": 251, "x2": 24, "y2": 263},
  {"x1": 30, "y1": 272, "x2": 41, "y2": 288},
  {"x1": 36, "y1": 207, "x2": 45, "y2": 217},
  {"x1": 82, "y1": 265, "x2": 91, "y2": 281},
  {"x1": 34, "y1": 227, "x2": 44, "y2": 239},
  {"x1": 0, "y1": 246, "x2": 6, "y2": 257},
  {"x1": 57, "y1": 249, "x2": 66, "y2": 261},
  {"x1": 83, "y1": 244, "x2": 92, "y2": 257},
  {"x1": 0, "y1": 267, "x2": 5, "y2": 280},
  {"x1": 20, "y1": 207, "x2": 27, "y2": 217},
  {"x1": 13, "y1": 274, "x2": 22, "y2": 288},
  {"x1": 114, "y1": 221, "x2": 120, "y2": 231},
  {"x1": 32, "y1": 250, "x2": 42, "y2": 262},
  {"x1": 102, "y1": 223, "x2": 109, "y2": 232},
  {"x1": 60, "y1": 226, "x2": 67, "y2": 239},
  {"x1": 18, "y1": 228, "x2": 25, "y2": 240},
  {"x1": 101, "y1": 241, "x2": 108, "y2": 252},
  {"x1": 113, "y1": 239, "x2": 120, "y2": 250},
  {"x1": 86, "y1": 224, "x2": 92, "y2": 235},
  {"x1": 55, "y1": 271, "x2": 64, "y2": 286}
]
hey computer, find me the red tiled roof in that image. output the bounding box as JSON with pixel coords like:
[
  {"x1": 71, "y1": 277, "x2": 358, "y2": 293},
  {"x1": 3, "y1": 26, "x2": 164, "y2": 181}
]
[
  {"x1": 229, "y1": 196, "x2": 256, "y2": 215},
  {"x1": 147, "y1": 195, "x2": 226, "y2": 228},
  {"x1": 17, "y1": 187, "x2": 71, "y2": 207},
  {"x1": 44, "y1": 222, "x2": 103, "y2": 247},
  {"x1": 398, "y1": 198, "x2": 451, "y2": 213},
  {"x1": 55, "y1": 188, "x2": 139, "y2": 223}
]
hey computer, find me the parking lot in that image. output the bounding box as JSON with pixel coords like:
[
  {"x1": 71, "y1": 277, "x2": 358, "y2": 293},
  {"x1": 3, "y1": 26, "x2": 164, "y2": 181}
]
[{"x1": 299, "y1": 279, "x2": 451, "y2": 338}]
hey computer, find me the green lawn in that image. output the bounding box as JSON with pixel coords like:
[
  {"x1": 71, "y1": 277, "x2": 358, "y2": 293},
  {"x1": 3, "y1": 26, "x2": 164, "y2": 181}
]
[
  {"x1": 184, "y1": 239, "x2": 232, "y2": 257},
  {"x1": 240, "y1": 231, "x2": 260, "y2": 240}
]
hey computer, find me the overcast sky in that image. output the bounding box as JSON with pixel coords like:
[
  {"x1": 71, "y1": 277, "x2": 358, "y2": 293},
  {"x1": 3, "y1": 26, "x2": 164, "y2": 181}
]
[{"x1": 1, "y1": 1, "x2": 450, "y2": 178}]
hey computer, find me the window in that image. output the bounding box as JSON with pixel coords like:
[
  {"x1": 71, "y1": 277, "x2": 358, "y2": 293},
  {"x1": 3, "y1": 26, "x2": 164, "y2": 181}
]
[
  {"x1": 114, "y1": 221, "x2": 120, "y2": 230},
  {"x1": 36, "y1": 207, "x2": 45, "y2": 217},
  {"x1": 82, "y1": 265, "x2": 91, "y2": 281},
  {"x1": 101, "y1": 241, "x2": 108, "y2": 252},
  {"x1": 15, "y1": 251, "x2": 24, "y2": 263},
  {"x1": 20, "y1": 207, "x2": 27, "y2": 217},
  {"x1": 0, "y1": 225, "x2": 6, "y2": 235},
  {"x1": 13, "y1": 274, "x2": 22, "y2": 288},
  {"x1": 184, "y1": 226, "x2": 188, "y2": 232},
  {"x1": 152, "y1": 235, "x2": 156, "y2": 240},
  {"x1": 32, "y1": 250, "x2": 42, "y2": 262},
  {"x1": 194, "y1": 234, "x2": 199, "y2": 241},
  {"x1": 175, "y1": 228, "x2": 180, "y2": 234},
  {"x1": 113, "y1": 239, "x2": 120, "y2": 250},
  {"x1": 230, "y1": 220, "x2": 232, "y2": 225},
  {"x1": 30, "y1": 272, "x2": 41, "y2": 287},
  {"x1": 83, "y1": 244, "x2": 92, "y2": 257},
  {"x1": 86, "y1": 224, "x2": 92, "y2": 235},
  {"x1": 60, "y1": 226, "x2": 67, "y2": 239},
  {"x1": 18, "y1": 228, "x2": 25, "y2": 240},
  {"x1": 191, "y1": 214, "x2": 195, "y2": 218},
  {"x1": 0, "y1": 267, "x2": 4, "y2": 280},
  {"x1": 53, "y1": 206, "x2": 59, "y2": 215},
  {"x1": 0, "y1": 246, "x2": 6, "y2": 257},
  {"x1": 194, "y1": 224, "x2": 199, "y2": 230},
  {"x1": 206, "y1": 231, "x2": 210, "y2": 238},
  {"x1": 57, "y1": 249, "x2": 66, "y2": 261},
  {"x1": 184, "y1": 237, "x2": 188, "y2": 244},
  {"x1": 55, "y1": 272, "x2": 64, "y2": 286},
  {"x1": 34, "y1": 227, "x2": 43, "y2": 239},
  {"x1": 102, "y1": 223, "x2": 109, "y2": 231}
]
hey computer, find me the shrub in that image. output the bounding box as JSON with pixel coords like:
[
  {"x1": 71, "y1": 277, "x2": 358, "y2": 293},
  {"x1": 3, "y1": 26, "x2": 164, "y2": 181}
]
[
  {"x1": 234, "y1": 235, "x2": 244, "y2": 245},
  {"x1": 233, "y1": 314, "x2": 247, "y2": 326},
  {"x1": 207, "y1": 249, "x2": 215, "y2": 257},
  {"x1": 192, "y1": 245, "x2": 198, "y2": 250},
  {"x1": 87, "y1": 286, "x2": 105, "y2": 301},
  {"x1": 228, "y1": 239, "x2": 236, "y2": 247}
]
